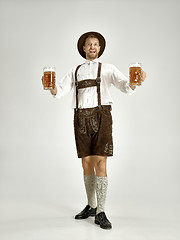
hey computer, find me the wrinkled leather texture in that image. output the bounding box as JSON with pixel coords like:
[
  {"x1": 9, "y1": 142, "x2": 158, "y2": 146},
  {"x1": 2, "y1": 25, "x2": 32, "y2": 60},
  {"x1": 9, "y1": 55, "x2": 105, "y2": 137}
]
[
  {"x1": 90, "y1": 115, "x2": 99, "y2": 133},
  {"x1": 76, "y1": 107, "x2": 100, "y2": 135},
  {"x1": 74, "y1": 105, "x2": 113, "y2": 158},
  {"x1": 78, "y1": 117, "x2": 86, "y2": 134}
]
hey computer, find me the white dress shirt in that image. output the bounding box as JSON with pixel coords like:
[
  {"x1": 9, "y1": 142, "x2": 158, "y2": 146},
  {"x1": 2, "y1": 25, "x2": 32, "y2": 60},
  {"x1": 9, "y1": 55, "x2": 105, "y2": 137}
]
[{"x1": 54, "y1": 59, "x2": 135, "y2": 109}]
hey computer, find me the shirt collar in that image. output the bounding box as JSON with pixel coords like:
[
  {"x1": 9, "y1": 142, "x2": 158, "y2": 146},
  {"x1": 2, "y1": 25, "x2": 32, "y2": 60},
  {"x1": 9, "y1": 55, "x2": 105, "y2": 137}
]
[{"x1": 84, "y1": 58, "x2": 100, "y2": 65}]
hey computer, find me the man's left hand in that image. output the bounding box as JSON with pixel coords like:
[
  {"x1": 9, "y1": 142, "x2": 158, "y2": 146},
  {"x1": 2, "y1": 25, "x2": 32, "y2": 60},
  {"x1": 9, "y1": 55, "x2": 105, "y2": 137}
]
[
  {"x1": 129, "y1": 70, "x2": 147, "y2": 90},
  {"x1": 141, "y1": 71, "x2": 147, "y2": 82}
]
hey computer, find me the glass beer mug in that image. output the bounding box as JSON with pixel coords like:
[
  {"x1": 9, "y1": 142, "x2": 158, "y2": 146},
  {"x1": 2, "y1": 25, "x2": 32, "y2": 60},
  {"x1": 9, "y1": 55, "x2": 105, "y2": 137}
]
[
  {"x1": 129, "y1": 62, "x2": 143, "y2": 87},
  {"x1": 42, "y1": 67, "x2": 56, "y2": 90}
]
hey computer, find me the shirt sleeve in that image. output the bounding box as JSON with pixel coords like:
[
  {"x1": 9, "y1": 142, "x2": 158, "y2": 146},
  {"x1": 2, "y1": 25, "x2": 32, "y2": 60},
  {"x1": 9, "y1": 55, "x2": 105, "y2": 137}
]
[
  {"x1": 53, "y1": 67, "x2": 74, "y2": 99},
  {"x1": 110, "y1": 64, "x2": 135, "y2": 95}
]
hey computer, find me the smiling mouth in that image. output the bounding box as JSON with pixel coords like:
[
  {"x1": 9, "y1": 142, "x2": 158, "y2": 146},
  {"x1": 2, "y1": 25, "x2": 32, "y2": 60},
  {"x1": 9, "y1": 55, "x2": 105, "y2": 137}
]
[{"x1": 90, "y1": 50, "x2": 96, "y2": 53}]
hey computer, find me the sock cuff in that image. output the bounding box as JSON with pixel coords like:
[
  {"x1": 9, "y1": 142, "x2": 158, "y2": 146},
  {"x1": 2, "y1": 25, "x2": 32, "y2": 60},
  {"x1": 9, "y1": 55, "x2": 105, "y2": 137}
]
[
  {"x1": 96, "y1": 176, "x2": 108, "y2": 179},
  {"x1": 84, "y1": 172, "x2": 95, "y2": 181},
  {"x1": 96, "y1": 176, "x2": 108, "y2": 181}
]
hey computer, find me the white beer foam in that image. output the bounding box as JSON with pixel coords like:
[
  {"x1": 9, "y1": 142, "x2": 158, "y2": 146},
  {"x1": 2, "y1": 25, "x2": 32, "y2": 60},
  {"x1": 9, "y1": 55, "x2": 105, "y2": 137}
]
[
  {"x1": 43, "y1": 67, "x2": 56, "y2": 72},
  {"x1": 129, "y1": 62, "x2": 142, "y2": 68}
]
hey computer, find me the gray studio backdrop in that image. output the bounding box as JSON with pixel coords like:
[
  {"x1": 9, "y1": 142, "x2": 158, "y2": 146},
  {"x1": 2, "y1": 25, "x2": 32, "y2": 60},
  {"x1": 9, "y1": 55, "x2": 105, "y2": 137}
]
[{"x1": 0, "y1": 0, "x2": 180, "y2": 221}]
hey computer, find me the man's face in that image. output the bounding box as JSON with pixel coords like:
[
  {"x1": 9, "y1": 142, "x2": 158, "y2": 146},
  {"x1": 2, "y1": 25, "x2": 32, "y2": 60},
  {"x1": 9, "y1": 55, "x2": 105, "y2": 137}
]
[{"x1": 83, "y1": 37, "x2": 101, "y2": 60}]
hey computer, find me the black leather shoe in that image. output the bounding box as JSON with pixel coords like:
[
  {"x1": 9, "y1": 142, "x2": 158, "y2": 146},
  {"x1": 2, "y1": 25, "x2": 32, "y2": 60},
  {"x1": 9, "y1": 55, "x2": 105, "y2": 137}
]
[
  {"x1": 75, "y1": 205, "x2": 97, "y2": 219},
  {"x1": 95, "y1": 212, "x2": 112, "y2": 229}
]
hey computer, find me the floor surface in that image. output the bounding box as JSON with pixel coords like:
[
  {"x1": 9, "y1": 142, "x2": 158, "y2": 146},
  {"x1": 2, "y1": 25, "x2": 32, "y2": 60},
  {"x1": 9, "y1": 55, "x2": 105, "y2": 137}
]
[{"x1": 0, "y1": 201, "x2": 180, "y2": 240}]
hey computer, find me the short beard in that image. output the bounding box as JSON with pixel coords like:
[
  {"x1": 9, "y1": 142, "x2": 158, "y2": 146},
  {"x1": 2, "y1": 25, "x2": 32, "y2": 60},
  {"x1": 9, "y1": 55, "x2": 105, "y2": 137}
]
[{"x1": 86, "y1": 52, "x2": 99, "y2": 60}]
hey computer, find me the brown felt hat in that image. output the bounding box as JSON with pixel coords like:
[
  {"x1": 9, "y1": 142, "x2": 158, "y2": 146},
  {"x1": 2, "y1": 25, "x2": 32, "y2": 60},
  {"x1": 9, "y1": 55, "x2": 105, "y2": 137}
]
[{"x1": 77, "y1": 31, "x2": 106, "y2": 59}]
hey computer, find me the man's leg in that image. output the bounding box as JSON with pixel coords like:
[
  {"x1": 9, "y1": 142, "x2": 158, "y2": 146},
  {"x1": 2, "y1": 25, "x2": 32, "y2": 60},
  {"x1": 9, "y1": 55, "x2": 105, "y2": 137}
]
[
  {"x1": 75, "y1": 156, "x2": 97, "y2": 219},
  {"x1": 94, "y1": 156, "x2": 112, "y2": 229},
  {"x1": 94, "y1": 156, "x2": 108, "y2": 214},
  {"x1": 82, "y1": 156, "x2": 96, "y2": 208},
  {"x1": 75, "y1": 155, "x2": 112, "y2": 229}
]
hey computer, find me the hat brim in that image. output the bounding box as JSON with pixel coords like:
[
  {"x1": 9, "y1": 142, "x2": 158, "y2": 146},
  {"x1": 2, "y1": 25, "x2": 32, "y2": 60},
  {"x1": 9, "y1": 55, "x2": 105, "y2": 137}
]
[{"x1": 77, "y1": 31, "x2": 106, "y2": 59}]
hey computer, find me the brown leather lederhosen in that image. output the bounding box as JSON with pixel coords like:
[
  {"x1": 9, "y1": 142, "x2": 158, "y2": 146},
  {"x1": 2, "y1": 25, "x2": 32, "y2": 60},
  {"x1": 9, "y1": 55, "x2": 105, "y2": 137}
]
[{"x1": 74, "y1": 62, "x2": 113, "y2": 158}]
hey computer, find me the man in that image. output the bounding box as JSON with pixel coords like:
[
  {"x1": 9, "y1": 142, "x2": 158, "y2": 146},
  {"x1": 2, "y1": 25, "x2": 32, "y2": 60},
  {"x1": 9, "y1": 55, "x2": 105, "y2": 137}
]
[{"x1": 44, "y1": 31, "x2": 146, "y2": 230}]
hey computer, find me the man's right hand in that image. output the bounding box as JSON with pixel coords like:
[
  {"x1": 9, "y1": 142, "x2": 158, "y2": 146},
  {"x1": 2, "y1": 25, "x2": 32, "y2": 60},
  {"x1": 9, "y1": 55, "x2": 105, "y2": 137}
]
[
  {"x1": 41, "y1": 76, "x2": 57, "y2": 95},
  {"x1": 50, "y1": 86, "x2": 57, "y2": 96}
]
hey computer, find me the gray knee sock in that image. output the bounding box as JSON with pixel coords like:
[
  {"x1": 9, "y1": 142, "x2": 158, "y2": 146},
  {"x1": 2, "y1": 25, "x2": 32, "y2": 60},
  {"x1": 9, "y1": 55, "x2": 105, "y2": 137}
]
[
  {"x1": 95, "y1": 176, "x2": 108, "y2": 215},
  {"x1": 84, "y1": 173, "x2": 96, "y2": 208}
]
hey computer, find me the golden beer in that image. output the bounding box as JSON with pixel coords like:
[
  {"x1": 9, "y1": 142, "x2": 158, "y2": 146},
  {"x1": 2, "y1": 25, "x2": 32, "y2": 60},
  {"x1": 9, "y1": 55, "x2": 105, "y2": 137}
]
[
  {"x1": 129, "y1": 63, "x2": 142, "y2": 86},
  {"x1": 42, "y1": 67, "x2": 56, "y2": 90}
]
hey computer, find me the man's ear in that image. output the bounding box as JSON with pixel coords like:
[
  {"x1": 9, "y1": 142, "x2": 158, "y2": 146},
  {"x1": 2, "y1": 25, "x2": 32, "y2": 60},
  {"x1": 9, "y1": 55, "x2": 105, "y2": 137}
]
[
  {"x1": 83, "y1": 46, "x2": 86, "y2": 52},
  {"x1": 97, "y1": 45, "x2": 101, "y2": 54}
]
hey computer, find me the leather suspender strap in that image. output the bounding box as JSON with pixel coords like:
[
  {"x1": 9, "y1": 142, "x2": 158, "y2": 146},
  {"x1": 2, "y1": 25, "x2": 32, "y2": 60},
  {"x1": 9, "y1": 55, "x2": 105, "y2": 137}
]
[
  {"x1": 77, "y1": 79, "x2": 97, "y2": 89},
  {"x1": 75, "y1": 64, "x2": 82, "y2": 110},
  {"x1": 75, "y1": 62, "x2": 102, "y2": 110},
  {"x1": 96, "y1": 62, "x2": 102, "y2": 108}
]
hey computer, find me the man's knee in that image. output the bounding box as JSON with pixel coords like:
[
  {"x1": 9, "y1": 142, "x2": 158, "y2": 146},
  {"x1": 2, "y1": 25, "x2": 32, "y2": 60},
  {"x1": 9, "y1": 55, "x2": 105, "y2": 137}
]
[
  {"x1": 82, "y1": 156, "x2": 95, "y2": 174},
  {"x1": 94, "y1": 157, "x2": 107, "y2": 176},
  {"x1": 95, "y1": 160, "x2": 106, "y2": 171}
]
